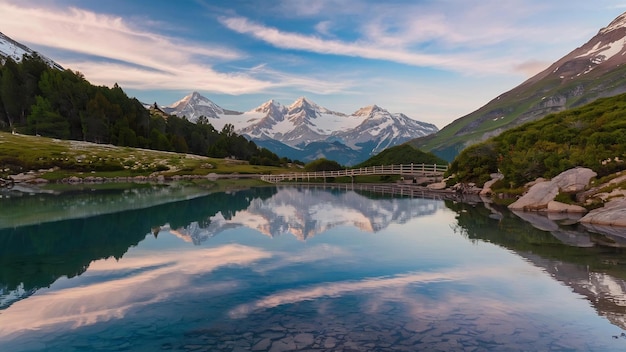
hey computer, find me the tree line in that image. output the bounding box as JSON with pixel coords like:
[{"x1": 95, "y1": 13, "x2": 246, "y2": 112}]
[{"x1": 0, "y1": 54, "x2": 285, "y2": 166}]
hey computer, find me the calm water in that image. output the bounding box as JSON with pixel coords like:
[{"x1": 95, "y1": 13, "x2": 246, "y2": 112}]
[{"x1": 2, "y1": 184, "x2": 626, "y2": 351}]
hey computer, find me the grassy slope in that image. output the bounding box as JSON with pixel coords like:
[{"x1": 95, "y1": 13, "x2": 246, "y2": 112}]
[{"x1": 0, "y1": 132, "x2": 295, "y2": 180}]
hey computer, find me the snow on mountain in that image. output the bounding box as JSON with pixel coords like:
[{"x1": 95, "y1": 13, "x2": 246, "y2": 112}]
[
  {"x1": 165, "y1": 92, "x2": 438, "y2": 163},
  {"x1": 0, "y1": 31, "x2": 63, "y2": 70},
  {"x1": 332, "y1": 105, "x2": 439, "y2": 154},
  {"x1": 533, "y1": 11, "x2": 626, "y2": 82},
  {"x1": 239, "y1": 97, "x2": 361, "y2": 147},
  {"x1": 164, "y1": 91, "x2": 227, "y2": 121}
]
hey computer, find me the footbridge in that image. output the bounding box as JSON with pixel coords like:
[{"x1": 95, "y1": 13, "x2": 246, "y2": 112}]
[{"x1": 260, "y1": 163, "x2": 448, "y2": 184}]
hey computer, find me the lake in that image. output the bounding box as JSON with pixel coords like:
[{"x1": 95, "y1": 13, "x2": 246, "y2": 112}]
[{"x1": 1, "y1": 183, "x2": 626, "y2": 351}]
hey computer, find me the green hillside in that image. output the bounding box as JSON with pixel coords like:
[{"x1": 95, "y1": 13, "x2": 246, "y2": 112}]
[
  {"x1": 447, "y1": 93, "x2": 626, "y2": 187},
  {"x1": 355, "y1": 144, "x2": 447, "y2": 167}
]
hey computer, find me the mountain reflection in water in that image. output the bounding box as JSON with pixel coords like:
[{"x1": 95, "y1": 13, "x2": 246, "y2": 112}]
[
  {"x1": 165, "y1": 185, "x2": 444, "y2": 244},
  {"x1": 2, "y1": 185, "x2": 626, "y2": 350}
]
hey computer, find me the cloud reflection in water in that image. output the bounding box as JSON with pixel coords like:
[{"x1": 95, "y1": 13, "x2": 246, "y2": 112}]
[{"x1": 0, "y1": 244, "x2": 271, "y2": 338}]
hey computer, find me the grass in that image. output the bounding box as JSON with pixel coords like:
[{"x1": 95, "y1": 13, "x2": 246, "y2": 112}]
[{"x1": 0, "y1": 132, "x2": 295, "y2": 180}]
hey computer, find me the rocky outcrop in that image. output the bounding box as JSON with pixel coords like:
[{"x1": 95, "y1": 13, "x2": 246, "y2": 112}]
[
  {"x1": 580, "y1": 199, "x2": 626, "y2": 227},
  {"x1": 508, "y1": 181, "x2": 560, "y2": 211},
  {"x1": 508, "y1": 167, "x2": 596, "y2": 212},
  {"x1": 546, "y1": 201, "x2": 587, "y2": 213},
  {"x1": 480, "y1": 173, "x2": 504, "y2": 196},
  {"x1": 551, "y1": 167, "x2": 598, "y2": 193}
]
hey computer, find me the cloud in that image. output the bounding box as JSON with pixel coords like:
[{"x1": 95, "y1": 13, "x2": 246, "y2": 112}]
[
  {"x1": 0, "y1": 1, "x2": 340, "y2": 95},
  {"x1": 219, "y1": 16, "x2": 504, "y2": 74}
]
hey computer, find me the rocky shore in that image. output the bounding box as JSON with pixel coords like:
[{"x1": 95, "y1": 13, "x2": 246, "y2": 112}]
[
  {"x1": 0, "y1": 170, "x2": 247, "y2": 187},
  {"x1": 491, "y1": 167, "x2": 626, "y2": 228}
]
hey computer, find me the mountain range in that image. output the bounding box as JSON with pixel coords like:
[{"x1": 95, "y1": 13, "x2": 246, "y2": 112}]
[
  {"x1": 163, "y1": 92, "x2": 439, "y2": 165},
  {"x1": 410, "y1": 11, "x2": 626, "y2": 161}
]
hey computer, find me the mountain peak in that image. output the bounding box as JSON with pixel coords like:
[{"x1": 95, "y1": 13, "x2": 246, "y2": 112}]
[
  {"x1": 409, "y1": 11, "x2": 626, "y2": 161},
  {"x1": 253, "y1": 99, "x2": 284, "y2": 114},
  {"x1": 289, "y1": 96, "x2": 314, "y2": 109},
  {"x1": 166, "y1": 91, "x2": 224, "y2": 121},
  {"x1": 353, "y1": 105, "x2": 384, "y2": 116},
  {"x1": 599, "y1": 12, "x2": 626, "y2": 35}
]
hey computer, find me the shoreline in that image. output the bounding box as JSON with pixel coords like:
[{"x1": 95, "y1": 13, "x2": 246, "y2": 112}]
[{"x1": 3, "y1": 171, "x2": 625, "y2": 230}]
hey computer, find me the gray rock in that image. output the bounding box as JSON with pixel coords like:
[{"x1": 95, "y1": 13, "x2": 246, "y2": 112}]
[
  {"x1": 252, "y1": 338, "x2": 272, "y2": 351},
  {"x1": 508, "y1": 181, "x2": 558, "y2": 211},
  {"x1": 552, "y1": 167, "x2": 597, "y2": 193},
  {"x1": 427, "y1": 181, "x2": 447, "y2": 190},
  {"x1": 480, "y1": 173, "x2": 503, "y2": 196},
  {"x1": 509, "y1": 167, "x2": 596, "y2": 211},
  {"x1": 580, "y1": 198, "x2": 626, "y2": 227},
  {"x1": 547, "y1": 201, "x2": 587, "y2": 213}
]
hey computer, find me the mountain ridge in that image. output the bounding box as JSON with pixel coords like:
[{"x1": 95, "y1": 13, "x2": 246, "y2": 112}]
[{"x1": 409, "y1": 11, "x2": 626, "y2": 161}]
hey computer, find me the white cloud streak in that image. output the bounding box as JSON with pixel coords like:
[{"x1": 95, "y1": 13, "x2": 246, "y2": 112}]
[
  {"x1": 219, "y1": 16, "x2": 504, "y2": 74},
  {"x1": 0, "y1": 1, "x2": 340, "y2": 95}
]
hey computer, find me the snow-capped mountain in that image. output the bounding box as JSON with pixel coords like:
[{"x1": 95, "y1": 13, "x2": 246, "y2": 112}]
[
  {"x1": 331, "y1": 105, "x2": 438, "y2": 154},
  {"x1": 0, "y1": 31, "x2": 62, "y2": 70},
  {"x1": 240, "y1": 97, "x2": 360, "y2": 147},
  {"x1": 163, "y1": 91, "x2": 241, "y2": 120},
  {"x1": 165, "y1": 93, "x2": 438, "y2": 164}
]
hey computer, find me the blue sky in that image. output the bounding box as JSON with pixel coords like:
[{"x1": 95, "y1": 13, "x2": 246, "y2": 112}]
[{"x1": 1, "y1": 0, "x2": 624, "y2": 128}]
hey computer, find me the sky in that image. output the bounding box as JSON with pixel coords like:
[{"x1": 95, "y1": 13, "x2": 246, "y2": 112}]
[{"x1": 1, "y1": 0, "x2": 625, "y2": 128}]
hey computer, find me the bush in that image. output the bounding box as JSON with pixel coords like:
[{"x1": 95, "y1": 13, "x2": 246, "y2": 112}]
[{"x1": 304, "y1": 158, "x2": 343, "y2": 172}]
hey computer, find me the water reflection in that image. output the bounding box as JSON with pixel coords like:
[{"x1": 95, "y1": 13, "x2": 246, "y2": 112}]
[
  {"x1": 450, "y1": 200, "x2": 626, "y2": 330},
  {"x1": 168, "y1": 185, "x2": 443, "y2": 243},
  {"x1": 0, "y1": 186, "x2": 274, "y2": 310},
  {"x1": 2, "y1": 185, "x2": 626, "y2": 350},
  {"x1": 0, "y1": 244, "x2": 271, "y2": 337}
]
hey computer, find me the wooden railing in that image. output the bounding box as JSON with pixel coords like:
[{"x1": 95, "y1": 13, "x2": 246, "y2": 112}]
[{"x1": 261, "y1": 163, "x2": 448, "y2": 183}]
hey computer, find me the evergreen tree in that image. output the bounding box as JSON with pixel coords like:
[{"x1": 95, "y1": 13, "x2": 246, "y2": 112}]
[
  {"x1": 0, "y1": 58, "x2": 25, "y2": 128},
  {"x1": 26, "y1": 96, "x2": 70, "y2": 139}
]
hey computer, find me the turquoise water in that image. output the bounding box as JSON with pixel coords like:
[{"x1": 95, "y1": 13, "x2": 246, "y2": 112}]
[{"x1": 1, "y1": 185, "x2": 626, "y2": 351}]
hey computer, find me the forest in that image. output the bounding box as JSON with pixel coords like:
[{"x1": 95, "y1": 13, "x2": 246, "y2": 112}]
[{"x1": 0, "y1": 54, "x2": 285, "y2": 166}]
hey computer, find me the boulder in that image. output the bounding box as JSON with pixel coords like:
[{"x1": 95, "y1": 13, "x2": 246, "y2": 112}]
[
  {"x1": 427, "y1": 181, "x2": 447, "y2": 190},
  {"x1": 508, "y1": 180, "x2": 558, "y2": 211},
  {"x1": 546, "y1": 201, "x2": 587, "y2": 213},
  {"x1": 508, "y1": 167, "x2": 596, "y2": 211},
  {"x1": 580, "y1": 198, "x2": 626, "y2": 227},
  {"x1": 480, "y1": 173, "x2": 503, "y2": 196},
  {"x1": 551, "y1": 167, "x2": 597, "y2": 193}
]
